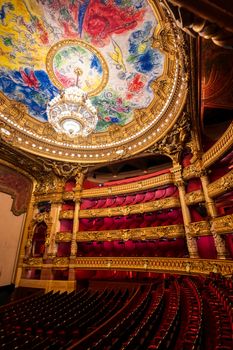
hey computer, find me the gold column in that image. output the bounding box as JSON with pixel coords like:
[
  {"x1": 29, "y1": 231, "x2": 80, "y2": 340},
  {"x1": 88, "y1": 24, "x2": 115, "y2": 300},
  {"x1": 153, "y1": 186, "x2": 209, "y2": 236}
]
[
  {"x1": 173, "y1": 165, "x2": 199, "y2": 258},
  {"x1": 15, "y1": 192, "x2": 37, "y2": 285},
  {"x1": 47, "y1": 201, "x2": 62, "y2": 257},
  {"x1": 200, "y1": 172, "x2": 228, "y2": 259},
  {"x1": 69, "y1": 169, "x2": 86, "y2": 279},
  {"x1": 70, "y1": 198, "x2": 81, "y2": 258},
  {"x1": 200, "y1": 173, "x2": 217, "y2": 218}
]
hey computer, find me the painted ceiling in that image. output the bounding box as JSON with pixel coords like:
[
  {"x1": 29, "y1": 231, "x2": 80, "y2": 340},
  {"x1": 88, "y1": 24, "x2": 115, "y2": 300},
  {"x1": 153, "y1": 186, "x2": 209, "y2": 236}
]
[{"x1": 0, "y1": 0, "x2": 188, "y2": 162}]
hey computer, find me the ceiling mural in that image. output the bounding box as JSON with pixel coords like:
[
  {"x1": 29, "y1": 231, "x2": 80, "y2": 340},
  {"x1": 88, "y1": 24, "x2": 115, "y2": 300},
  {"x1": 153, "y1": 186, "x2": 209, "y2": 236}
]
[
  {"x1": 0, "y1": 0, "x2": 188, "y2": 163},
  {"x1": 0, "y1": 0, "x2": 164, "y2": 132}
]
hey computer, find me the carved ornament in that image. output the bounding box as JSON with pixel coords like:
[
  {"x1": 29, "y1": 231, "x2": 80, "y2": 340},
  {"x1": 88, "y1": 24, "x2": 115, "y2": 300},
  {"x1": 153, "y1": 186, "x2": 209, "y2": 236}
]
[
  {"x1": 76, "y1": 224, "x2": 185, "y2": 242},
  {"x1": 71, "y1": 257, "x2": 233, "y2": 276},
  {"x1": 53, "y1": 257, "x2": 70, "y2": 266},
  {"x1": 183, "y1": 160, "x2": 203, "y2": 180},
  {"x1": 211, "y1": 214, "x2": 233, "y2": 234},
  {"x1": 207, "y1": 170, "x2": 233, "y2": 198},
  {"x1": 59, "y1": 211, "x2": 74, "y2": 220},
  {"x1": 145, "y1": 112, "x2": 191, "y2": 160},
  {"x1": 81, "y1": 173, "x2": 174, "y2": 198},
  {"x1": 189, "y1": 221, "x2": 211, "y2": 237},
  {"x1": 79, "y1": 197, "x2": 180, "y2": 218},
  {"x1": 55, "y1": 232, "x2": 73, "y2": 242},
  {"x1": 185, "y1": 190, "x2": 205, "y2": 205}
]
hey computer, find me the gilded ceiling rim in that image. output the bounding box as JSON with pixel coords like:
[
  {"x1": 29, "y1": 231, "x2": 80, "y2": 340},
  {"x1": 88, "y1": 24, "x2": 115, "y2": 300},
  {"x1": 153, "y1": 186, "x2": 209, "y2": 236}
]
[{"x1": 0, "y1": 0, "x2": 189, "y2": 164}]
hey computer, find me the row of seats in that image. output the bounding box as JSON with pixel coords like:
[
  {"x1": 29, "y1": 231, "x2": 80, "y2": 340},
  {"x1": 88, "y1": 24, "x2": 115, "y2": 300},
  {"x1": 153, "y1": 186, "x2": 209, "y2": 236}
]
[
  {"x1": 0, "y1": 274, "x2": 232, "y2": 349},
  {"x1": 80, "y1": 185, "x2": 178, "y2": 210}
]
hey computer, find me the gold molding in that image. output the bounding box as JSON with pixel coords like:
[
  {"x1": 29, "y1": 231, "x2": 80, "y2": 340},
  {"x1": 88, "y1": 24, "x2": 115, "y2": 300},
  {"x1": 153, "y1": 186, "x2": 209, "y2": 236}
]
[
  {"x1": 81, "y1": 173, "x2": 174, "y2": 198},
  {"x1": 76, "y1": 224, "x2": 185, "y2": 242},
  {"x1": 185, "y1": 190, "x2": 205, "y2": 205},
  {"x1": 207, "y1": 170, "x2": 233, "y2": 198},
  {"x1": 189, "y1": 221, "x2": 211, "y2": 236},
  {"x1": 211, "y1": 214, "x2": 233, "y2": 234},
  {"x1": 183, "y1": 160, "x2": 202, "y2": 179},
  {"x1": 79, "y1": 197, "x2": 180, "y2": 218},
  {"x1": 59, "y1": 210, "x2": 74, "y2": 220},
  {"x1": 22, "y1": 258, "x2": 233, "y2": 276},
  {"x1": 56, "y1": 232, "x2": 73, "y2": 242},
  {"x1": 203, "y1": 122, "x2": 233, "y2": 169}
]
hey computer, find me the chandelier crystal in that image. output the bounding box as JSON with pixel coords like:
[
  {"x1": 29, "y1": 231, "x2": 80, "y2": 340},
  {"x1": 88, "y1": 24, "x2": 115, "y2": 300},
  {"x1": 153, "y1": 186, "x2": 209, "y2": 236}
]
[{"x1": 47, "y1": 69, "x2": 98, "y2": 138}]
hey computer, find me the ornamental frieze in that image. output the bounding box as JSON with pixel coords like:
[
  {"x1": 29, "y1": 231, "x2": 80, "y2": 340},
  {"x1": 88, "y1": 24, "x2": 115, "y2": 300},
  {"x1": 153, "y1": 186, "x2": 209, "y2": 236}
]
[
  {"x1": 185, "y1": 190, "x2": 205, "y2": 205},
  {"x1": 76, "y1": 224, "x2": 185, "y2": 242},
  {"x1": 211, "y1": 214, "x2": 233, "y2": 234},
  {"x1": 79, "y1": 197, "x2": 180, "y2": 218},
  {"x1": 59, "y1": 210, "x2": 74, "y2": 220},
  {"x1": 188, "y1": 221, "x2": 211, "y2": 236},
  {"x1": 81, "y1": 173, "x2": 174, "y2": 198},
  {"x1": 72, "y1": 257, "x2": 233, "y2": 276},
  {"x1": 207, "y1": 170, "x2": 233, "y2": 198},
  {"x1": 55, "y1": 232, "x2": 73, "y2": 242}
]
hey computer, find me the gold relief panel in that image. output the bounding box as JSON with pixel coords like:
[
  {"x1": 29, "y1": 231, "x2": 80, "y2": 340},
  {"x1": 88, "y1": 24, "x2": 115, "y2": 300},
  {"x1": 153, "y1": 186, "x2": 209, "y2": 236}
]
[
  {"x1": 207, "y1": 170, "x2": 233, "y2": 198},
  {"x1": 72, "y1": 257, "x2": 233, "y2": 276},
  {"x1": 56, "y1": 232, "x2": 73, "y2": 242},
  {"x1": 185, "y1": 190, "x2": 205, "y2": 205},
  {"x1": 203, "y1": 122, "x2": 233, "y2": 168},
  {"x1": 53, "y1": 257, "x2": 70, "y2": 266},
  {"x1": 80, "y1": 197, "x2": 180, "y2": 218},
  {"x1": 189, "y1": 221, "x2": 211, "y2": 236},
  {"x1": 63, "y1": 192, "x2": 74, "y2": 201},
  {"x1": 76, "y1": 224, "x2": 185, "y2": 242},
  {"x1": 59, "y1": 210, "x2": 74, "y2": 220},
  {"x1": 24, "y1": 257, "x2": 43, "y2": 267},
  {"x1": 81, "y1": 173, "x2": 174, "y2": 198},
  {"x1": 211, "y1": 214, "x2": 233, "y2": 234}
]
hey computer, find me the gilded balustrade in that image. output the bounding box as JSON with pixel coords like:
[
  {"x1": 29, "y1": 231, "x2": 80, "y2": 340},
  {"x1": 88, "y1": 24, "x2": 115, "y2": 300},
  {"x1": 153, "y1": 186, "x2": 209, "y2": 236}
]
[
  {"x1": 23, "y1": 257, "x2": 233, "y2": 276},
  {"x1": 211, "y1": 214, "x2": 233, "y2": 234},
  {"x1": 203, "y1": 122, "x2": 233, "y2": 168},
  {"x1": 81, "y1": 173, "x2": 174, "y2": 198},
  {"x1": 185, "y1": 190, "x2": 205, "y2": 205},
  {"x1": 207, "y1": 170, "x2": 233, "y2": 198},
  {"x1": 76, "y1": 225, "x2": 185, "y2": 242}
]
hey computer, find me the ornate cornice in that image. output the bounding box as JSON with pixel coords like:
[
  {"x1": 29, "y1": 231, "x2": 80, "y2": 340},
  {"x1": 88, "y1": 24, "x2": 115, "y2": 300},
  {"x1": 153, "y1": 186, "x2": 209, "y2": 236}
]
[
  {"x1": 76, "y1": 225, "x2": 185, "y2": 242},
  {"x1": 189, "y1": 221, "x2": 211, "y2": 237},
  {"x1": 211, "y1": 214, "x2": 233, "y2": 235},
  {"x1": 22, "y1": 257, "x2": 233, "y2": 276},
  {"x1": 81, "y1": 173, "x2": 174, "y2": 198},
  {"x1": 207, "y1": 170, "x2": 233, "y2": 198},
  {"x1": 203, "y1": 122, "x2": 233, "y2": 169},
  {"x1": 79, "y1": 197, "x2": 180, "y2": 218},
  {"x1": 185, "y1": 190, "x2": 205, "y2": 205}
]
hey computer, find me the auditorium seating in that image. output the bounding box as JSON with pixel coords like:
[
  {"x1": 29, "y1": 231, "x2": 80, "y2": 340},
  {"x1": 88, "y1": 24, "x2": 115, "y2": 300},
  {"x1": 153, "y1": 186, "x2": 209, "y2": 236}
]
[
  {"x1": 0, "y1": 274, "x2": 232, "y2": 349},
  {"x1": 80, "y1": 185, "x2": 178, "y2": 210}
]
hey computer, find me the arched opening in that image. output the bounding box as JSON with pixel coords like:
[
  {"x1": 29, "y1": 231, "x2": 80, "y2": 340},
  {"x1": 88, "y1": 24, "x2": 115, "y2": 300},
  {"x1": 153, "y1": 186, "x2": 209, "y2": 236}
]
[{"x1": 32, "y1": 222, "x2": 47, "y2": 257}]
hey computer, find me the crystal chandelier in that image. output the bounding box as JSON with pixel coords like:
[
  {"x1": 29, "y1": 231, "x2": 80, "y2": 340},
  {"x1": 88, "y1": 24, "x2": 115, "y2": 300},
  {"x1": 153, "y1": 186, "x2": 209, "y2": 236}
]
[{"x1": 47, "y1": 68, "x2": 98, "y2": 138}]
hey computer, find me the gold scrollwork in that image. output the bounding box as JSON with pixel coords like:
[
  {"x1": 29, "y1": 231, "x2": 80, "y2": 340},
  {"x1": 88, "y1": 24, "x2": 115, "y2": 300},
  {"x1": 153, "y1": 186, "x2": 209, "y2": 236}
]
[
  {"x1": 185, "y1": 190, "x2": 205, "y2": 205},
  {"x1": 81, "y1": 173, "x2": 174, "y2": 198},
  {"x1": 211, "y1": 214, "x2": 233, "y2": 234},
  {"x1": 76, "y1": 224, "x2": 185, "y2": 242},
  {"x1": 189, "y1": 221, "x2": 211, "y2": 236},
  {"x1": 55, "y1": 232, "x2": 73, "y2": 242},
  {"x1": 79, "y1": 197, "x2": 180, "y2": 218},
  {"x1": 208, "y1": 171, "x2": 233, "y2": 198},
  {"x1": 73, "y1": 257, "x2": 233, "y2": 276}
]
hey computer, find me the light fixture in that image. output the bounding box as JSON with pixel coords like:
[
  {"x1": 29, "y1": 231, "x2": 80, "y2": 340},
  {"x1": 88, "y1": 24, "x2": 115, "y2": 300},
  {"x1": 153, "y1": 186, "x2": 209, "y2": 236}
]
[{"x1": 47, "y1": 68, "x2": 98, "y2": 138}]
